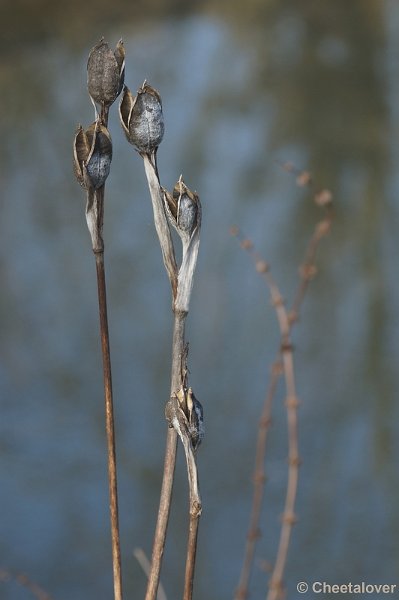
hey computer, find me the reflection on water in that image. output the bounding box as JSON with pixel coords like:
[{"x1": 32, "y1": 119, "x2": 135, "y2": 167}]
[{"x1": 1, "y1": 2, "x2": 399, "y2": 599}]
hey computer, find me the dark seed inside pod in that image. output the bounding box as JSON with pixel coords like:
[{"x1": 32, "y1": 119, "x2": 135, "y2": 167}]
[
  {"x1": 85, "y1": 126, "x2": 112, "y2": 189},
  {"x1": 130, "y1": 90, "x2": 164, "y2": 152},
  {"x1": 178, "y1": 193, "x2": 198, "y2": 235}
]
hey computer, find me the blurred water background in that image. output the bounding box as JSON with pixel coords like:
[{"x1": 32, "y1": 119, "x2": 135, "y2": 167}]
[{"x1": 1, "y1": 1, "x2": 399, "y2": 598}]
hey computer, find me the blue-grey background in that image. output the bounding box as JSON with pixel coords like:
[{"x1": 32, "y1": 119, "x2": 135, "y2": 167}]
[{"x1": 1, "y1": 1, "x2": 398, "y2": 598}]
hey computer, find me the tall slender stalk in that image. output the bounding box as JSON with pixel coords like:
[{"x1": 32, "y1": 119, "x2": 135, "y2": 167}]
[
  {"x1": 74, "y1": 38, "x2": 125, "y2": 594},
  {"x1": 183, "y1": 512, "x2": 200, "y2": 600},
  {"x1": 145, "y1": 311, "x2": 186, "y2": 600},
  {"x1": 119, "y1": 79, "x2": 203, "y2": 600},
  {"x1": 95, "y1": 247, "x2": 123, "y2": 600},
  {"x1": 140, "y1": 156, "x2": 202, "y2": 600}
]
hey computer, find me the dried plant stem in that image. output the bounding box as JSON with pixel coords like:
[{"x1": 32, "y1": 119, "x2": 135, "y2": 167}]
[
  {"x1": 142, "y1": 153, "x2": 178, "y2": 297},
  {"x1": 134, "y1": 549, "x2": 168, "y2": 600},
  {"x1": 178, "y1": 399, "x2": 202, "y2": 600},
  {"x1": 232, "y1": 229, "x2": 300, "y2": 600},
  {"x1": 234, "y1": 361, "x2": 282, "y2": 600},
  {"x1": 267, "y1": 198, "x2": 333, "y2": 600},
  {"x1": 145, "y1": 311, "x2": 187, "y2": 600},
  {"x1": 261, "y1": 273, "x2": 299, "y2": 600},
  {"x1": 267, "y1": 351, "x2": 299, "y2": 600},
  {"x1": 232, "y1": 182, "x2": 332, "y2": 600},
  {"x1": 95, "y1": 250, "x2": 123, "y2": 600},
  {"x1": 184, "y1": 515, "x2": 200, "y2": 600},
  {"x1": 145, "y1": 428, "x2": 177, "y2": 600}
]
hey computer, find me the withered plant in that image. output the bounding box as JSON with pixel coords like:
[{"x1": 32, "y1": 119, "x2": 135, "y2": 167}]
[
  {"x1": 65, "y1": 38, "x2": 333, "y2": 600},
  {"x1": 73, "y1": 39, "x2": 204, "y2": 600},
  {"x1": 73, "y1": 38, "x2": 125, "y2": 600},
  {"x1": 119, "y1": 80, "x2": 203, "y2": 600}
]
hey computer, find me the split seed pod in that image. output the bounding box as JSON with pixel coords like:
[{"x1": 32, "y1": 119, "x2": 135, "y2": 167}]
[
  {"x1": 163, "y1": 176, "x2": 201, "y2": 242},
  {"x1": 73, "y1": 121, "x2": 113, "y2": 190},
  {"x1": 87, "y1": 38, "x2": 125, "y2": 108},
  {"x1": 163, "y1": 177, "x2": 201, "y2": 313},
  {"x1": 119, "y1": 82, "x2": 164, "y2": 153}
]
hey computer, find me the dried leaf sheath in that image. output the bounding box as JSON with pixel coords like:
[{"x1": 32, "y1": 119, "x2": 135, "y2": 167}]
[{"x1": 142, "y1": 154, "x2": 178, "y2": 297}]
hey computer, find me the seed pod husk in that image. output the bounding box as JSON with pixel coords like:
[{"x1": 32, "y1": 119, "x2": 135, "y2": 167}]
[
  {"x1": 119, "y1": 82, "x2": 164, "y2": 153},
  {"x1": 87, "y1": 38, "x2": 125, "y2": 107},
  {"x1": 73, "y1": 121, "x2": 112, "y2": 190},
  {"x1": 163, "y1": 176, "x2": 200, "y2": 239}
]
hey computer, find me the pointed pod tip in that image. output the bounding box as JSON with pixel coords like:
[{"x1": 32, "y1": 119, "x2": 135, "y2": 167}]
[{"x1": 139, "y1": 79, "x2": 148, "y2": 92}]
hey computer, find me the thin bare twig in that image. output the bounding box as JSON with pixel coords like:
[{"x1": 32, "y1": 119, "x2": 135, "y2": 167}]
[
  {"x1": 232, "y1": 167, "x2": 333, "y2": 600},
  {"x1": 234, "y1": 360, "x2": 282, "y2": 600},
  {"x1": 233, "y1": 233, "x2": 300, "y2": 600}
]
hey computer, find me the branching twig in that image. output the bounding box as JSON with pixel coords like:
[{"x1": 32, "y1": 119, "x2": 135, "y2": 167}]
[{"x1": 232, "y1": 166, "x2": 333, "y2": 600}]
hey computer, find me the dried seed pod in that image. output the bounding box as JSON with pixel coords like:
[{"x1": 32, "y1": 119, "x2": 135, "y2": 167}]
[
  {"x1": 87, "y1": 38, "x2": 125, "y2": 108},
  {"x1": 163, "y1": 176, "x2": 200, "y2": 240},
  {"x1": 119, "y1": 82, "x2": 164, "y2": 153},
  {"x1": 73, "y1": 121, "x2": 112, "y2": 190}
]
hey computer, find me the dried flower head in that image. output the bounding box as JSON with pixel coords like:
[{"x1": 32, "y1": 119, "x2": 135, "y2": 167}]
[
  {"x1": 119, "y1": 82, "x2": 164, "y2": 153},
  {"x1": 87, "y1": 38, "x2": 125, "y2": 109},
  {"x1": 73, "y1": 121, "x2": 112, "y2": 190}
]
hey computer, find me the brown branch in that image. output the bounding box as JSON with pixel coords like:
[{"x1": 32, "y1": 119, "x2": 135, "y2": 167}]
[
  {"x1": 232, "y1": 168, "x2": 333, "y2": 600},
  {"x1": 233, "y1": 234, "x2": 300, "y2": 600},
  {"x1": 95, "y1": 250, "x2": 123, "y2": 600}
]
